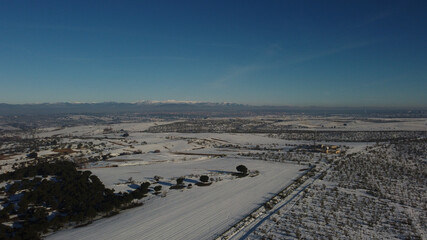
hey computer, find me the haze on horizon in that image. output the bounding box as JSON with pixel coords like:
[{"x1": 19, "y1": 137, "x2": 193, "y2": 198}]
[{"x1": 0, "y1": 0, "x2": 426, "y2": 108}]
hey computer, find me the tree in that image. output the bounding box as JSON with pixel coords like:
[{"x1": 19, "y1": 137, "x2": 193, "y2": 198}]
[
  {"x1": 236, "y1": 165, "x2": 248, "y2": 174},
  {"x1": 140, "y1": 182, "x2": 150, "y2": 193},
  {"x1": 176, "y1": 177, "x2": 184, "y2": 185},
  {"x1": 0, "y1": 160, "x2": 154, "y2": 238},
  {"x1": 28, "y1": 152, "x2": 38, "y2": 159},
  {"x1": 153, "y1": 175, "x2": 163, "y2": 182},
  {"x1": 154, "y1": 185, "x2": 162, "y2": 192},
  {"x1": 200, "y1": 175, "x2": 209, "y2": 183}
]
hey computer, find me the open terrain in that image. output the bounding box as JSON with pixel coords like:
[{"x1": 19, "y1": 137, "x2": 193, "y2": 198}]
[{"x1": 0, "y1": 116, "x2": 425, "y2": 239}]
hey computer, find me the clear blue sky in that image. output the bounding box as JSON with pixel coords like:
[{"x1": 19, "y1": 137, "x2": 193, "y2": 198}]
[{"x1": 0, "y1": 0, "x2": 426, "y2": 107}]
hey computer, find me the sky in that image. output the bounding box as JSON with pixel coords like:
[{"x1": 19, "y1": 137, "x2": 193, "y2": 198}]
[{"x1": 0, "y1": 0, "x2": 426, "y2": 107}]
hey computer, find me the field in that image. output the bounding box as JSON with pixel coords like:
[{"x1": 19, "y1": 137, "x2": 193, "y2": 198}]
[
  {"x1": 38, "y1": 128, "x2": 309, "y2": 239},
  {"x1": 0, "y1": 116, "x2": 425, "y2": 239},
  {"x1": 47, "y1": 158, "x2": 303, "y2": 240}
]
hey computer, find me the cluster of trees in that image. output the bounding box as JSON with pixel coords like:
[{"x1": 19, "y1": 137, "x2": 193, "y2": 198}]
[
  {"x1": 0, "y1": 161, "x2": 150, "y2": 240},
  {"x1": 272, "y1": 131, "x2": 426, "y2": 142}
]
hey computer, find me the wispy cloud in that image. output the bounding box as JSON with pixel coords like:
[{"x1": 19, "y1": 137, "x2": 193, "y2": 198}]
[
  {"x1": 362, "y1": 78, "x2": 390, "y2": 87},
  {"x1": 355, "y1": 10, "x2": 394, "y2": 28},
  {"x1": 58, "y1": 55, "x2": 196, "y2": 62},
  {"x1": 210, "y1": 64, "x2": 265, "y2": 88},
  {"x1": 286, "y1": 40, "x2": 378, "y2": 65},
  {"x1": 264, "y1": 43, "x2": 283, "y2": 56},
  {"x1": 1, "y1": 22, "x2": 113, "y2": 33},
  {"x1": 208, "y1": 43, "x2": 285, "y2": 88},
  {"x1": 196, "y1": 42, "x2": 244, "y2": 48},
  {"x1": 209, "y1": 40, "x2": 378, "y2": 89}
]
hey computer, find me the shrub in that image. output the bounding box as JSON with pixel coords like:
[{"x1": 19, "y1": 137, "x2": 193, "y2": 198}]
[
  {"x1": 153, "y1": 175, "x2": 163, "y2": 182},
  {"x1": 200, "y1": 175, "x2": 209, "y2": 183},
  {"x1": 154, "y1": 185, "x2": 162, "y2": 192},
  {"x1": 28, "y1": 152, "x2": 38, "y2": 159},
  {"x1": 236, "y1": 165, "x2": 248, "y2": 174},
  {"x1": 176, "y1": 177, "x2": 185, "y2": 185}
]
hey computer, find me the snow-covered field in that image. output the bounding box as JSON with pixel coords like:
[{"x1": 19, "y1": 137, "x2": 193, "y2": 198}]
[
  {"x1": 270, "y1": 117, "x2": 427, "y2": 131},
  {"x1": 30, "y1": 124, "x2": 310, "y2": 240},
  {"x1": 47, "y1": 158, "x2": 303, "y2": 240},
  {"x1": 1, "y1": 117, "x2": 425, "y2": 240},
  {"x1": 239, "y1": 140, "x2": 427, "y2": 240}
]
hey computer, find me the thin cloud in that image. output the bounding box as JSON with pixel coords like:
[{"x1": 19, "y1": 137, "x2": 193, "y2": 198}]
[
  {"x1": 264, "y1": 43, "x2": 283, "y2": 56},
  {"x1": 209, "y1": 40, "x2": 375, "y2": 89},
  {"x1": 1, "y1": 23, "x2": 113, "y2": 33},
  {"x1": 59, "y1": 55, "x2": 196, "y2": 62},
  {"x1": 355, "y1": 10, "x2": 394, "y2": 28},
  {"x1": 196, "y1": 42, "x2": 244, "y2": 48},
  {"x1": 208, "y1": 43, "x2": 285, "y2": 88},
  {"x1": 210, "y1": 64, "x2": 265, "y2": 88},
  {"x1": 288, "y1": 40, "x2": 378, "y2": 64}
]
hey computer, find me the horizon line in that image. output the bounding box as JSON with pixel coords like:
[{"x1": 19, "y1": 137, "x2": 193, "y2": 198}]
[{"x1": 0, "y1": 100, "x2": 426, "y2": 110}]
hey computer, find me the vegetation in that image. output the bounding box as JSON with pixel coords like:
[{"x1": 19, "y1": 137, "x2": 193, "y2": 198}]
[
  {"x1": 176, "y1": 177, "x2": 185, "y2": 185},
  {"x1": 195, "y1": 175, "x2": 212, "y2": 187},
  {"x1": 236, "y1": 165, "x2": 248, "y2": 174},
  {"x1": 154, "y1": 185, "x2": 162, "y2": 194},
  {"x1": 235, "y1": 165, "x2": 248, "y2": 177},
  {"x1": 170, "y1": 177, "x2": 186, "y2": 189},
  {"x1": 199, "y1": 175, "x2": 209, "y2": 183},
  {"x1": 153, "y1": 175, "x2": 163, "y2": 182},
  {"x1": 0, "y1": 161, "x2": 150, "y2": 240},
  {"x1": 251, "y1": 139, "x2": 427, "y2": 239},
  {"x1": 27, "y1": 152, "x2": 38, "y2": 159}
]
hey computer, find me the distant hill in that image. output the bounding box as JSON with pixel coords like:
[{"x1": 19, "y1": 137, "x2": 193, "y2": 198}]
[
  {"x1": 0, "y1": 102, "x2": 424, "y2": 117},
  {"x1": 0, "y1": 102, "x2": 248, "y2": 115}
]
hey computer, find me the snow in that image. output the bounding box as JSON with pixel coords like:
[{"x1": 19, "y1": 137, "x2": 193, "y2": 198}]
[
  {"x1": 2, "y1": 117, "x2": 425, "y2": 239},
  {"x1": 271, "y1": 117, "x2": 427, "y2": 131},
  {"x1": 47, "y1": 158, "x2": 304, "y2": 240}
]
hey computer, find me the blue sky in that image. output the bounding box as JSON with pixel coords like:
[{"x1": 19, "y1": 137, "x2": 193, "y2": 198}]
[{"x1": 0, "y1": 0, "x2": 426, "y2": 107}]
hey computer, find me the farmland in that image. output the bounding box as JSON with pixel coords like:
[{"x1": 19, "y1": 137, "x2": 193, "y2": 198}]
[{"x1": 0, "y1": 116, "x2": 425, "y2": 239}]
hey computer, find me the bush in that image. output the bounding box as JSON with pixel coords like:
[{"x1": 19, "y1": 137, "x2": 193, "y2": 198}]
[
  {"x1": 154, "y1": 185, "x2": 162, "y2": 192},
  {"x1": 236, "y1": 165, "x2": 248, "y2": 174},
  {"x1": 176, "y1": 177, "x2": 185, "y2": 185},
  {"x1": 27, "y1": 152, "x2": 38, "y2": 159},
  {"x1": 153, "y1": 175, "x2": 163, "y2": 182},
  {"x1": 200, "y1": 175, "x2": 209, "y2": 183}
]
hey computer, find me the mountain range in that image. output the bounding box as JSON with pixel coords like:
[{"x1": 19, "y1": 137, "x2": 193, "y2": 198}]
[{"x1": 0, "y1": 101, "x2": 424, "y2": 117}]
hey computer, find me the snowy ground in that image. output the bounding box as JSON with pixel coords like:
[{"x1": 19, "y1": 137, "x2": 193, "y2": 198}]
[
  {"x1": 1, "y1": 118, "x2": 425, "y2": 240},
  {"x1": 240, "y1": 140, "x2": 427, "y2": 240},
  {"x1": 270, "y1": 117, "x2": 427, "y2": 131},
  {"x1": 47, "y1": 158, "x2": 304, "y2": 240},
  {"x1": 23, "y1": 123, "x2": 310, "y2": 240}
]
